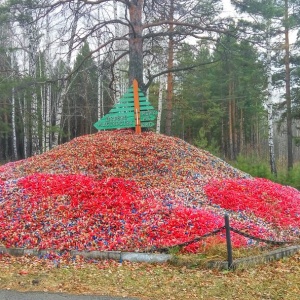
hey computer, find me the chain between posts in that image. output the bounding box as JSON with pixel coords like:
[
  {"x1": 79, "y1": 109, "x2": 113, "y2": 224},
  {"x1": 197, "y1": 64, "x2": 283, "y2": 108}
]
[
  {"x1": 152, "y1": 215, "x2": 298, "y2": 258},
  {"x1": 151, "y1": 227, "x2": 226, "y2": 253}
]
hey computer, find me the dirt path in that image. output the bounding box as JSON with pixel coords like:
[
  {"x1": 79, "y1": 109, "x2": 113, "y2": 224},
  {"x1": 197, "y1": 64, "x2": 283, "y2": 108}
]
[{"x1": 0, "y1": 290, "x2": 140, "y2": 300}]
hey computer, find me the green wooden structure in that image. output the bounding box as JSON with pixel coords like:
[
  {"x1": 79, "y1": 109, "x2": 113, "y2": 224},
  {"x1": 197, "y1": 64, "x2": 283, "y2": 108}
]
[{"x1": 93, "y1": 82, "x2": 157, "y2": 131}]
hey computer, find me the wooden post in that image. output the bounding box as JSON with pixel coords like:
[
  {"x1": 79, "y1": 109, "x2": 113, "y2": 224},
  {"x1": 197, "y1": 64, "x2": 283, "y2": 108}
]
[
  {"x1": 133, "y1": 79, "x2": 141, "y2": 134},
  {"x1": 225, "y1": 214, "x2": 233, "y2": 269}
]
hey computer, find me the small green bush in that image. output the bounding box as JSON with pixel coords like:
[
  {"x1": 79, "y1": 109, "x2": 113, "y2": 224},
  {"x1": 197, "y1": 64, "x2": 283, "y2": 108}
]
[{"x1": 231, "y1": 154, "x2": 300, "y2": 190}]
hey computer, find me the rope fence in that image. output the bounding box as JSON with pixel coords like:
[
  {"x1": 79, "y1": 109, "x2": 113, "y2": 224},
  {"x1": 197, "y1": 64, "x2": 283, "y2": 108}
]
[
  {"x1": 229, "y1": 227, "x2": 291, "y2": 246},
  {"x1": 153, "y1": 226, "x2": 226, "y2": 253}
]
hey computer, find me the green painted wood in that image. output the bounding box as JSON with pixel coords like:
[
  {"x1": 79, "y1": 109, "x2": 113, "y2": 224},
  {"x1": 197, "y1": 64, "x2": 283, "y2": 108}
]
[
  {"x1": 140, "y1": 111, "x2": 157, "y2": 120},
  {"x1": 94, "y1": 120, "x2": 155, "y2": 130},
  {"x1": 109, "y1": 105, "x2": 155, "y2": 113},
  {"x1": 110, "y1": 102, "x2": 153, "y2": 108},
  {"x1": 93, "y1": 84, "x2": 157, "y2": 131},
  {"x1": 117, "y1": 97, "x2": 150, "y2": 104},
  {"x1": 140, "y1": 121, "x2": 155, "y2": 127},
  {"x1": 96, "y1": 110, "x2": 156, "y2": 118},
  {"x1": 137, "y1": 112, "x2": 157, "y2": 121}
]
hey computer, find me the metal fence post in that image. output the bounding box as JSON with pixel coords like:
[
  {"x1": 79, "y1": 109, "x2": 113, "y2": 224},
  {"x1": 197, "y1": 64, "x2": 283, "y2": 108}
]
[{"x1": 225, "y1": 214, "x2": 233, "y2": 269}]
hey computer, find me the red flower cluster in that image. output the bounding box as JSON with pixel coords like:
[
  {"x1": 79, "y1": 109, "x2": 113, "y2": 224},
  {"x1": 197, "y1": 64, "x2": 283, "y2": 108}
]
[
  {"x1": 0, "y1": 174, "x2": 226, "y2": 252},
  {"x1": 205, "y1": 178, "x2": 300, "y2": 229}
]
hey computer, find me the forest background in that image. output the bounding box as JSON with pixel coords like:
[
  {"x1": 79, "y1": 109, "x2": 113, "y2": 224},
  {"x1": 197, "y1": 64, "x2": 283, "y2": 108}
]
[{"x1": 0, "y1": 0, "x2": 300, "y2": 188}]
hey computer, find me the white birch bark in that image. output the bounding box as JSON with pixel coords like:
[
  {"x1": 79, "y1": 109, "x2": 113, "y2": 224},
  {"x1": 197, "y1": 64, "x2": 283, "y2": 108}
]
[
  {"x1": 113, "y1": 0, "x2": 121, "y2": 102},
  {"x1": 43, "y1": 14, "x2": 52, "y2": 152},
  {"x1": 10, "y1": 44, "x2": 18, "y2": 160},
  {"x1": 266, "y1": 23, "x2": 277, "y2": 176},
  {"x1": 27, "y1": 22, "x2": 40, "y2": 155},
  {"x1": 18, "y1": 94, "x2": 29, "y2": 159},
  {"x1": 11, "y1": 86, "x2": 18, "y2": 160},
  {"x1": 96, "y1": 7, "x2": 104, "y2": 121},
  {"x1": 39, "y1": 53, "x2": 46, "y2": 153},
  {"x1": 45, "y1": 83, "x2": 51, "y2": 151},
  {"x1": 52, "y1": 0, "x2": 81, "y2": 147},
  {"x1": 156, "y1": 75, "x2": 166, "y2": 133},
  {"x1": 97, "y1": 67, "x2": 104, "y2": 120},
  {"x1": 21, "y1": 34, "x2": 29, "y2": 158}
]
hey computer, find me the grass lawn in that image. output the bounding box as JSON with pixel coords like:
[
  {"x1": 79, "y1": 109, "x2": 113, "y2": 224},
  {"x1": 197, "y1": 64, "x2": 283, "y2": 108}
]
[{"x1": 0, "y1": 250, "x2": 299, "y2": 300}]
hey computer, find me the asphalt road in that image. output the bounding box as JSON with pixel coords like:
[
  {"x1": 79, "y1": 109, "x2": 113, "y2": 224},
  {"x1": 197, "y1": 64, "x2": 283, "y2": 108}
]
[{"x1": 0, "y1": 290, "x2": 140, "y2": 300}]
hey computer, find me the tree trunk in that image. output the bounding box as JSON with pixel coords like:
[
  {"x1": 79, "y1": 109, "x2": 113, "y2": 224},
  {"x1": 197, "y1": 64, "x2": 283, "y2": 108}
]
[
  {"x1": 232, "y1": 85, "x2": 237, "y2": 159},
  {"x1": 19, "y1": 94, "x2": 29, "y2": 159},
  {"x1": 11, "y1": 50, "x2": 18, "y2": 160},
  {"x1": 239, "y1": 108, "x2": 244, "y2": 154},
  {"x1": 228, "y1": 80, "x2": 234, "y2": 160},
  {"x1": 96, "y1": 7, "x2": 104, "y2": 121},
  {"x1": 156, "y1": 75, "x2": 166, "y2": 133},
  {"x1": 256, "y1": 112, "x2": 260, "y2": 155},
  {"x1": 53, "y1": 0, "x2": 81, "y2": 147},
  {"x1": 128, "y1": 0, "x2": 144, "y2": 90},
  {"x1": 97, "y1": 68, "x2": 104, "y2": 120},
  {"x1": 39, "y1": 54, "x2": 46, "y2": 153},
  {"x1": 285, "y1": 0, "x2": 293, "y2": 170},
  {"x1": 27, "y1": 23, "x2": 40, "y2": 155},
  {"x1": 11, "y1": 87, "x2": 18, "y2": 161},
  {"x1": 165, "y1": 0, "x2": 174, "y2": 136},
  {"x1": 266, "y1": 24, "x2": 277, "y2": 176},
  {"x1": 44, "y1": 14, "x2": 51, "y2": 152},
  {"x1": 4, "y1": 97, "x2": 9, "y2": 159},
  {"x1": 113, "y1": 0, "x2": 121, "y2": 102}
]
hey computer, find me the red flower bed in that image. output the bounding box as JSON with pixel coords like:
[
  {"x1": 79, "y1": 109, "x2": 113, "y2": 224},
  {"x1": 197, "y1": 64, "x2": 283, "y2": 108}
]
[
  {"x1": 205, "y1": 178, "x2": 300, "y2": 229},
  {"x1": 0, "y1": 174, "x2": 228, "y2": 252}
]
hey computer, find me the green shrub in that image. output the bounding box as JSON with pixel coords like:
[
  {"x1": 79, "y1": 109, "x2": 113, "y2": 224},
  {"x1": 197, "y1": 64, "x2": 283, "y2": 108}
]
[
  {"x1": 231, "y1": 154, "x2": 275, "y2": 180},
  {"x1": 231, "y1": 155, "x2": 300, "y2": 190}
]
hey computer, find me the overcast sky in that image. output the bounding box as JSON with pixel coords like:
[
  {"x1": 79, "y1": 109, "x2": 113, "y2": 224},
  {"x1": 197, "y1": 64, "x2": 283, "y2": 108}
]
[{"x1": 222, "y1": 0, "x2": 238, "y2": 17}]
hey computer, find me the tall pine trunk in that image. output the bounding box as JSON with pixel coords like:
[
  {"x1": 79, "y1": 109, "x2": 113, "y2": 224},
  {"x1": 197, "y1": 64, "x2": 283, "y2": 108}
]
[
  {"x1": 128, "y1": 0, "x2": 144, "y2": 90},
  {"x1": 228, "y1": 80, "x2": 235, "y2": 160},
  {"x1": 165, "y1": 0, "x2": 174, "y2": 136},
  {"x1": 239, "y1": 108, "x2": 244, "y2": 153}
]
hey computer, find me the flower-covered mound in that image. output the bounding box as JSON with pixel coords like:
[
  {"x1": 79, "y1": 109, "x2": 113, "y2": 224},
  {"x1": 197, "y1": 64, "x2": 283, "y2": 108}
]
[{"x1": 0, "y1": 129, "x2": 300, "y2": 253}]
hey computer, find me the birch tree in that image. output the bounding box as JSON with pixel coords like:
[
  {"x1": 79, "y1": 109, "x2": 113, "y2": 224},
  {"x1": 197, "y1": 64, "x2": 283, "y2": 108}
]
[
  {"x1": 7, "y1": 0, "x2": 44, "y2": 155},
  {"x1": 165, "y1": 0, "x2": 174, "y2": 136},
  {"x1": 52, "y1": 0, "x2": 82, "y2": 147},
  {"x1": 0, "y1": 21, "x2": 11, "y2": 161},
  {"x1": 156, "y1": 75, "x2": 166, "y2": 133},
  {"x1": 11, "y1": 51, "x2": 18, "y2": 160},
  {"x1": 42, "y1": 14, "x2": 52, "y2": 152},
  {"x1": 18, "y1": 4, "x2": 40, "y2": 155}
]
